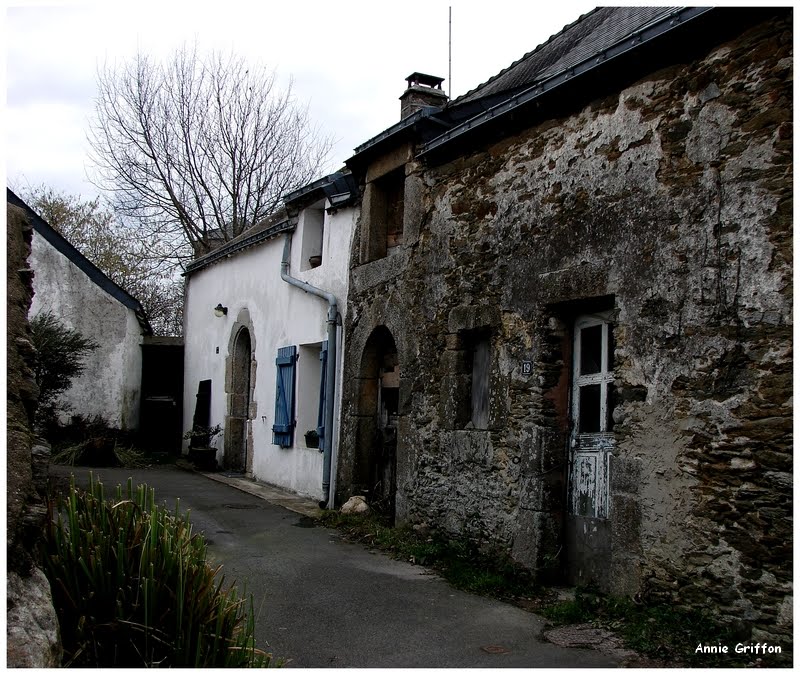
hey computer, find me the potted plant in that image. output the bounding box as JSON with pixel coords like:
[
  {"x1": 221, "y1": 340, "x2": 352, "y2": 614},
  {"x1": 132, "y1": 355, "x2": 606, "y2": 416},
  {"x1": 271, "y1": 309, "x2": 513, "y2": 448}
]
[
  {"x1": 304, "y1": 429, "x2": 319, "y2": 449},
  {"x1": 183, "y1": 424, "x2": 223, "y2": 470}
]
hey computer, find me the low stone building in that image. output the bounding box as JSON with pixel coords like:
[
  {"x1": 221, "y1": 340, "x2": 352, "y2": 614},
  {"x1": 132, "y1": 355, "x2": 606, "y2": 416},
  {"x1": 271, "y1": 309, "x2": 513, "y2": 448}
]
[
  {"x1": 9, "y1": 189, "x2": 151, "y2": 429},
  {"x1": 337, "y1": 7, "x2": 792, "y2": 644}
]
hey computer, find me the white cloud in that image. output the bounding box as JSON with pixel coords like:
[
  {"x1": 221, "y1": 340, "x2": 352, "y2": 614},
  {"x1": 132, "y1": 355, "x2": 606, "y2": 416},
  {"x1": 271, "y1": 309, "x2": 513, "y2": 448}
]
[
  {"x1": 5, "y1": 0, "x2": 594, "y2": 197},
  {"x1": 6, "y1": 103, "x2": 94, "y2": 196}
]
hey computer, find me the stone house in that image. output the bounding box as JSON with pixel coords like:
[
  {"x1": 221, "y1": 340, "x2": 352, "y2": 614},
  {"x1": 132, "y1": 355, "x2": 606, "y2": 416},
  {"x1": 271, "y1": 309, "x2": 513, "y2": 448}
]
[
  {"x1": 8, "y1": 188, "x2": 151, "y2": 430},
  {"x1": 336, "y1": 6, "x2": 792, "y2": 644},
  {"x1": 181, "y1": 171, "x2": 358, "y2": 504}
]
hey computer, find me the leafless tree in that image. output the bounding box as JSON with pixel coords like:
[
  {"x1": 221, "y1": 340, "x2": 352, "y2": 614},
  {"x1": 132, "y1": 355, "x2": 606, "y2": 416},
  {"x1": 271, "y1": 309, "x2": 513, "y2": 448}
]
[{"x1": 89, "y1": 46, "x2": 333, "y2": 259}]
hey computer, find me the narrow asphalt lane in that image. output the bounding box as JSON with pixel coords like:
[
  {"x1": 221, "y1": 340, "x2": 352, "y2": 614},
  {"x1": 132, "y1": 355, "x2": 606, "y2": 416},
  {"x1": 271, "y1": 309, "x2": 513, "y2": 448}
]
[{"x1": 54, "y1": 465, "x2": 619, "y2": 668}]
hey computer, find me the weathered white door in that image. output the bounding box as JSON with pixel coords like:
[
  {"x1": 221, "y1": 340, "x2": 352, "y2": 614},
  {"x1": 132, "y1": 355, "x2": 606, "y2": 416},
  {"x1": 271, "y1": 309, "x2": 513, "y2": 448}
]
[
  {"x1": 565, "y1": 312, "x2": 615, "y2": 585},
  {"x1": 569, "y1": 314, "x2": 615, "y2": 519}
]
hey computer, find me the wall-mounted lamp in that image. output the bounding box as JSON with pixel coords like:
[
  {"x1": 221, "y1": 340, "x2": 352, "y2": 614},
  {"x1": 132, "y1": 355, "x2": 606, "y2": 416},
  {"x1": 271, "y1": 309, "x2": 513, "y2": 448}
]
[{"x1": 214, "y1": 303, "x2": 228, "y2": 317}]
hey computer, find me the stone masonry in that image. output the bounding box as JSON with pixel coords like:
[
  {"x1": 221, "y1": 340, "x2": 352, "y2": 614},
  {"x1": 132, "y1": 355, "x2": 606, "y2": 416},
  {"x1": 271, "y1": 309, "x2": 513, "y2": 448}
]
[
  {"x1": 7, "y1": 200, "x2": 62, "y2": 666},
  {"x1": 338, "y1": 12, "x2": 791, "y2": 646}
]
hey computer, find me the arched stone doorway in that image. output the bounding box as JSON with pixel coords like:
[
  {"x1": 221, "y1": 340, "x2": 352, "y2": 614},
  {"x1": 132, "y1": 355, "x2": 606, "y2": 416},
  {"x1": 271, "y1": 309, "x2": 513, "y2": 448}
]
[
  {"x1": 224, "y1": 323, "x2": 254, "y2": 472},
  {"x1": 354, "y1": 326, "x2": 399, "y2": 521}
]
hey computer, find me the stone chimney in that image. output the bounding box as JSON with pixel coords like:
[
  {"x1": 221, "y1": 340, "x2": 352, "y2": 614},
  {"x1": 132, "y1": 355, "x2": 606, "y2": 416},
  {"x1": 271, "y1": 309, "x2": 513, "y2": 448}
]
[{"x1": 400, "y1": 72, "x2": 448, "y2": 120}]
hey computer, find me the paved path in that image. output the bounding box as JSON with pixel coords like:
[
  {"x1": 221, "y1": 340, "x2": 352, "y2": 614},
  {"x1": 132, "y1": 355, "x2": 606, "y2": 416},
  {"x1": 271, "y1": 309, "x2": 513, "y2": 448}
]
[{"x1": 53, "y1": 464, "x2": 619, "y2": 668}]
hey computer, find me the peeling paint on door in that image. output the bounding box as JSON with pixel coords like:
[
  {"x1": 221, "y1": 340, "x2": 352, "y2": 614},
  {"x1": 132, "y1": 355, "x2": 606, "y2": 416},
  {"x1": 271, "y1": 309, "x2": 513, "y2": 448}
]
[
  {"x1": 570, "y1": 434, "x2": 612, "y2": 518},
  {"x1": 569, "y1": 314, "x2": 615, "y2": 520}
]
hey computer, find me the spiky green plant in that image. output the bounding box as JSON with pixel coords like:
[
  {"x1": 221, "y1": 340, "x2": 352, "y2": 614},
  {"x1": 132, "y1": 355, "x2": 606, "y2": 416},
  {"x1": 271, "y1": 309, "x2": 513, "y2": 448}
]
[
  {"x1": 43, "y1": 475, "x2": 274, "y2": 667},
  {"x1": 29, "y1": 312, "x2": 98, "y2": 427}
]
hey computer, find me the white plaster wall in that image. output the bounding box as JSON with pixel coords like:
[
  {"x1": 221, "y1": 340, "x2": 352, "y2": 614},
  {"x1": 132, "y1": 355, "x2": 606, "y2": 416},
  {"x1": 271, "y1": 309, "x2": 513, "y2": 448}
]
[
  {"x1": 183, "y1": 204, "x2": 358, "y2": 500},
  {"x1": 29, "y1": 232, "x2": 144, "y2": 429}
]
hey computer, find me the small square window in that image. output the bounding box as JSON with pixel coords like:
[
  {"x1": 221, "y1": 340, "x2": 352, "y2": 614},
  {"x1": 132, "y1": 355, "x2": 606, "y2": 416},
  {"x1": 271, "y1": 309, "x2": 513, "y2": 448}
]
[
  {"x1": 300, "y1": 204, "x2": 325, "y2": 271},
  {"x1": 572, "y1": 315, "x2": 614, "y2": 435},
  {"x1": 363, "y1": 168, "x2": 405, "y2": 262}
]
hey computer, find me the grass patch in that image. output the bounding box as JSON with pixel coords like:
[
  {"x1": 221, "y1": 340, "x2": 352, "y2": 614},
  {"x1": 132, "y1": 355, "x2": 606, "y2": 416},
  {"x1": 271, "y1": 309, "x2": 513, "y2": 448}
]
[
  {"x1": 48, "y1": 414, "x2": 174, "y2": 468},
  {"x1": 318, "y1": 511, "x2": 542, "y2": 601},
  {"x1": 51, "y1": 439, "x2": 149, "y2": 467},
  {"x1": 320, "y1": 512, "x2": 789, "y2": 667},
  {"x1": 541, "y1": 588, "x2": 781, "y2": 666}
]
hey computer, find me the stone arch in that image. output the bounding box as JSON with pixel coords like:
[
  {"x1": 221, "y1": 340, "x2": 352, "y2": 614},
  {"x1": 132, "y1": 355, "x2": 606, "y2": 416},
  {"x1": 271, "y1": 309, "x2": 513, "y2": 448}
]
[
  {"x1": 224, "y1": 309, "x2": 257, "y2": 473},
  {"x1": 353, "y1": 325, "x2": 399, "y2": 520},
  {"x1": 339, "y1": 290, "x2": 418, "y2": 522}
]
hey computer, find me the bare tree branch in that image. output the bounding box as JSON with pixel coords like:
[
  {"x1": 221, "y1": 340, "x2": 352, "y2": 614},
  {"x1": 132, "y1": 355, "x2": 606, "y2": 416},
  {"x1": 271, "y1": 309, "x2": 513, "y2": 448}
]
[{"x1": 88, "y1": 46, "x2": 334, "y2": 257}]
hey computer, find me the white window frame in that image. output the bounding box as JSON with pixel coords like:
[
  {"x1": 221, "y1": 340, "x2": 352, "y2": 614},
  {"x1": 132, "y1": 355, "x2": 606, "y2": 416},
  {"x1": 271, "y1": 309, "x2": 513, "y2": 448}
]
[
  {"x1": 571, "y1": 313, "x2": 614, "y2": 437},
  {"x1": 569, "y1": 311, "x2": 615, "y2": 519}
]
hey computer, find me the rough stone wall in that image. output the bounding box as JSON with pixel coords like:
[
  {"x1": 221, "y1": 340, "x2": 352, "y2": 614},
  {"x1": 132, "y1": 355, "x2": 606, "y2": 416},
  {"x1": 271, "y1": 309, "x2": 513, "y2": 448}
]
[
  {"x1": 340, "y1": 14, "x2": 791, "y2": 643},
  {"x1": 7, "y1": 202, "x2": 62, "y2": 666},
  {"x1": 7, "y1": 203, "x2": 41, "y2": 569}
]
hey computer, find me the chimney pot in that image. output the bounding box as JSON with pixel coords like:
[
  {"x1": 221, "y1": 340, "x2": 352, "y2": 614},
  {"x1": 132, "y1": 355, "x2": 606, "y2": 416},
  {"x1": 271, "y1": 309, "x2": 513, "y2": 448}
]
[{"x1": 400, "y1": 72, "x2": 448, "y2": 120}]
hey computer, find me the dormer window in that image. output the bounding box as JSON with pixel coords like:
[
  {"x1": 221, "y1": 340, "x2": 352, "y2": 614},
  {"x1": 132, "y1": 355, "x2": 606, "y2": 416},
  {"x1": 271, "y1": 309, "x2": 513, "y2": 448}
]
[{"x1": 300, "y1": 201, "x2": 325, "y2": 270}]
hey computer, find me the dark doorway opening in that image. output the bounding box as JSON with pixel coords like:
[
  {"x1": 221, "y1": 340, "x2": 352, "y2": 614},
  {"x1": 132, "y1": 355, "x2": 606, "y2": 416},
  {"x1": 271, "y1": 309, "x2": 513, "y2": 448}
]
[
  {"x1": 190, "y1": 379, "x2": 212, "y2": 447},
  {"x1": 354, "y1": 326, "x2": 399, "y2": 522},
  {"x1": 140, "y1": 336, "x2": 184, "y2": 454}
]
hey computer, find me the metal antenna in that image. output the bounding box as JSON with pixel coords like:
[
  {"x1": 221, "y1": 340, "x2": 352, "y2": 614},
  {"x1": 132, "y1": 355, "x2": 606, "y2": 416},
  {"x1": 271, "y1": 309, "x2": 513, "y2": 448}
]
[{"x1": 448, "y1": 6, "x2": 452, "y2": 97}]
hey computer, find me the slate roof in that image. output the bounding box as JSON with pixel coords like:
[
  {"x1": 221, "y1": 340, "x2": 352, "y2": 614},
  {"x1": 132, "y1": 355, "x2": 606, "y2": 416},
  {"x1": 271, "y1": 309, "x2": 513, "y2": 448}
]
[
  {"x1": 416, "y1": 6, "x2": 716, "y2": 159},
  {"x1": 183, "y1": 207, "x2": 292, "y2": 275},
  {"x1": 454, "y1": 7, "x2": 680, "y2": 106},
  {"x1": 184, "y1": 171, "x2": 358, "y2": 276},
  {"x1": 349, "y1": 6, "x2": 707, "y2": 163}
]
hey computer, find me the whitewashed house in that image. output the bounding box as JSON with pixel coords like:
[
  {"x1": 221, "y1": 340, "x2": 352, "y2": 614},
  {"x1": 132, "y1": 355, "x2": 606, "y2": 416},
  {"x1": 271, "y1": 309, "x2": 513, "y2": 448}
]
[
  {"x1": 181, "y1": 172, "x2": 358, "y2": 505},
  {"x1": 9, "y1": 189, "x2": 151, "y2": 430}
]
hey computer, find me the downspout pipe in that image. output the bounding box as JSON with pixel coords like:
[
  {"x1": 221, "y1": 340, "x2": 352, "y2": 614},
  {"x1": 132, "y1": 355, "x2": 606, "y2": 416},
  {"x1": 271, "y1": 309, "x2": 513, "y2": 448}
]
[{"x1": 280, "y1": 233, "x2": 338, "y2": 509}]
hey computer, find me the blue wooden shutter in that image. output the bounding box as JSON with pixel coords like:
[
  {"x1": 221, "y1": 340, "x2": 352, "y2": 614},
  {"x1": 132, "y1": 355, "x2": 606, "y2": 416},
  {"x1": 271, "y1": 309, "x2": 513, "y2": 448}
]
[
  {"x1": 273, "y1": 346, "x2": 297, "y2": 447},
  {"x1": 316, "y1": 341, "x2": 328, "y2": 449}
]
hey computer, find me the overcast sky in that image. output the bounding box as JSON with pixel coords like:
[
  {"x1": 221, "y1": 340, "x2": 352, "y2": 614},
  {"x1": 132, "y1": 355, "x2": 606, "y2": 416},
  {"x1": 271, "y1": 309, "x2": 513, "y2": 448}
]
[{"x1": 4, "y1": 0, "x2": 771, "y2": 202}]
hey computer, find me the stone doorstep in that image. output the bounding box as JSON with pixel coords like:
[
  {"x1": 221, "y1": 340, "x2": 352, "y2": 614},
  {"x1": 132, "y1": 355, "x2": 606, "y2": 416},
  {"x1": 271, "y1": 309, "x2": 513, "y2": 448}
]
[
  {"x1": 196, "y1": 470, "x2": 323, "y2": 519},
  {"x1": 543, "y1": 623, "x2": 643, "y2": 664}
]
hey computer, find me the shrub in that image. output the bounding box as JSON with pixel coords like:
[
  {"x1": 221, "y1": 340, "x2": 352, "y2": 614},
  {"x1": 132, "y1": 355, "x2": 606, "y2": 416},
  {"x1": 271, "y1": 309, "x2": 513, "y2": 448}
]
[
  {"x1": 183, "y1": 423, "x2": 223, "y2": 448},
  {"x1": 51, "y1": 439, "x2": 148, "y2": 468},
  {"x1": 29, "y1": 312, "x2": 98, "y2": 427},
  {"x1": 43, "y1": 475, "x2": 273, "y2": 667}
]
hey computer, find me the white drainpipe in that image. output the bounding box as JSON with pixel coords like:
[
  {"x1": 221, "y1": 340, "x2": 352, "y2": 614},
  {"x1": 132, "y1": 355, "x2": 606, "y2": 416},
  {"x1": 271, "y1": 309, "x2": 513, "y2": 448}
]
[{"x1": 280, "y1": 233, "x2": 338, "y2": 509}]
